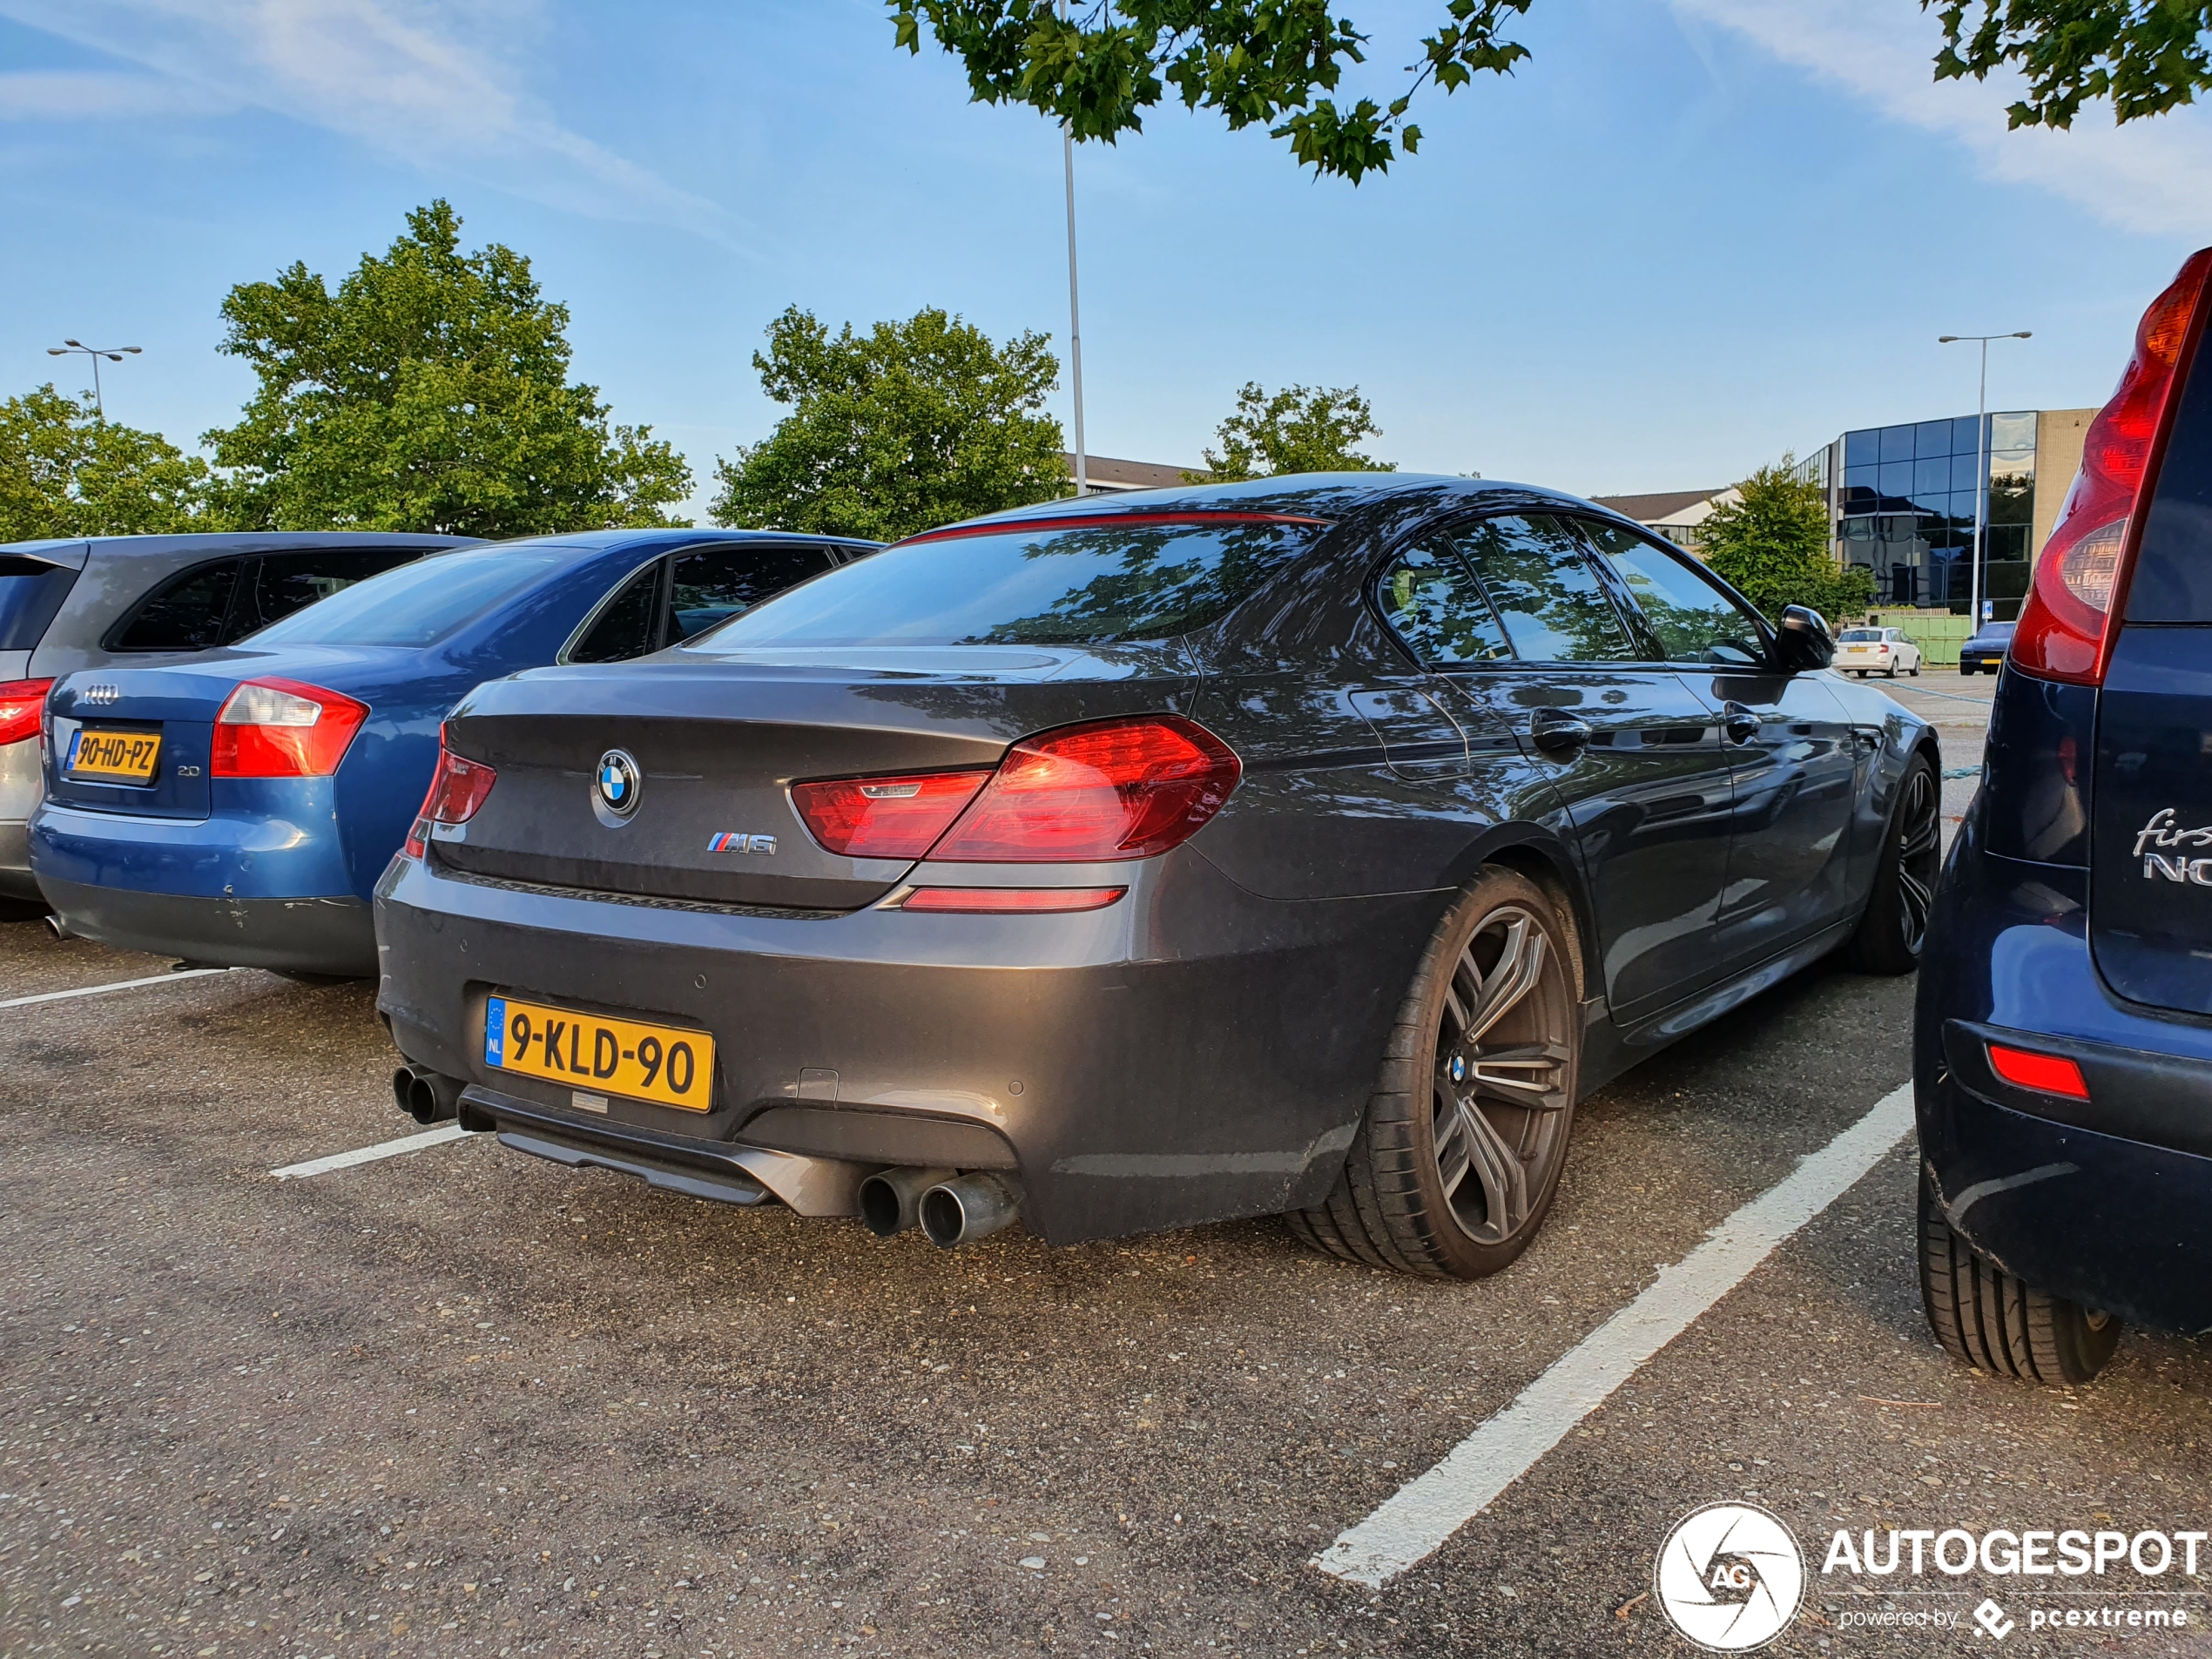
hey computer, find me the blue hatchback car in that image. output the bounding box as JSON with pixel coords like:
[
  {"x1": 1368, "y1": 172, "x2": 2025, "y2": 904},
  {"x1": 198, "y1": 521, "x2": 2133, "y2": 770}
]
[
  {"x1": 1918, "y1": 246, "x2": 2212, "y2": 1384},
  {"x1": 30, "y1": 528, "x2": 875, "y2": 975}
]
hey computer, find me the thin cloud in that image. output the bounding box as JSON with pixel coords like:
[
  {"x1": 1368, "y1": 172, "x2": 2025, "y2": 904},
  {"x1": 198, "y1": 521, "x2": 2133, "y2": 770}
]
[
  {"x1": 1673, "y1": 0, "x2": 2212, "y2": 237},
  {"x1": 0, "y1": 0, "x2": 738, "y2": 238},
  {"x1": 0, "y1": 69, "x2": 238, "y2": 119}
]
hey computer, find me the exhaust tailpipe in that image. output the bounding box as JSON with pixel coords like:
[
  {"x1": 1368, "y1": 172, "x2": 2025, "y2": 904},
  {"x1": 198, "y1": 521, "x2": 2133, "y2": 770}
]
[
  {"x1": 859, "y1": 1167, "x2": 956, "y2": 1238},
  {"x1": 391, "y1": 1065, "x2": 462, "y2": 1126},
  {"x1": 42, "y1": 914, "x2": 68, "y2": 941},
  {"x1": 919, "y1": 1173, "x2": 1024, "y2": 1249}
]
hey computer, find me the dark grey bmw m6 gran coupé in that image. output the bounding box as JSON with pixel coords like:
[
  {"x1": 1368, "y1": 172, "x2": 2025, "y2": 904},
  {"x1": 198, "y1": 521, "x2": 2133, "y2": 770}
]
[{"x1": 373, "y1": 475, "x2": 1937, "y2": 1278}]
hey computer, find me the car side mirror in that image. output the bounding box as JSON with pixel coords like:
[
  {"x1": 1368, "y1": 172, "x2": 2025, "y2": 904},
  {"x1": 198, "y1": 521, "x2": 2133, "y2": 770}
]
[{"x1": 1771, "y1": 604, "x2": 1835, "y2": 673}]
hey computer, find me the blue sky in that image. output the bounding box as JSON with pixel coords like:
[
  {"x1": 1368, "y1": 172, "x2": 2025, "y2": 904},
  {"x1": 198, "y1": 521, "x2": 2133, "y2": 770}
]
[{"x1": 3, "y1": 0, "x2": 2209, "y2": 516}]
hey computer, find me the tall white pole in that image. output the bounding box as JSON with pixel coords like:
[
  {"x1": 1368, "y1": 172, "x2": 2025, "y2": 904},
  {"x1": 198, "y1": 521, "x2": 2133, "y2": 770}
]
[
  {"x1": 1970, "y1": 340, "x2": 1988, "y2": 627},
  {"x1": 1061, "y1": 0, "x2": 1087, "y2": 496}
]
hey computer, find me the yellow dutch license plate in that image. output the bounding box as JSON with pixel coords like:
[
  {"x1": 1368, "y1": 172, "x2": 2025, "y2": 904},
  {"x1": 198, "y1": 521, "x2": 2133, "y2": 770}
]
[
  {"x1": 482, "y1": 995, "x2": 714, "y2": 1111},
  {"x1": 65, "y1": 727, "x2": 161, "y2": 783}
]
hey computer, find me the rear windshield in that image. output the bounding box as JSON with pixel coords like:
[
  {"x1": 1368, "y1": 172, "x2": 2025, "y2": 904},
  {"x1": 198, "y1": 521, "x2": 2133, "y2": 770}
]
[
  {"x1": 685, "y1": 518, "x2": 1321, "y2": 651},
  {"x1": 244, "y1": 548, "x2": 569, "y2": 648},
  {"x1": 0, "y1": 556, "x2": 78, "y2": 651},
  {"x1": 1838, "y1": 629, "x2": 1885, "y2": 642},
  {"x1": 2130, "y1": 326, "x2": 2212, "y2": 621}
]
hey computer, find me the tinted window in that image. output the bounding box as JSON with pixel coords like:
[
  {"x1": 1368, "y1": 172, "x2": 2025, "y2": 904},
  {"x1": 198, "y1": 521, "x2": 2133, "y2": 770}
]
[
  {"x1": 2128, "y1": 334, "x2": 2212, "y2": 622},
  {"x1": 1579, "y1": 523, "x2": 1767, "y2": 666},
  {"x1": 667, "y1": 543, "x2": 833, "y2": 642},
  {"x1": 569, "y1": 561, "x2": 664, "y2": 663},
  {"x1": 1454, "y1": 516, "x2": 1636, "y2": 663},
  {"x1": 1377, "y1": 541, "x2": 1510, "y2": 666},
  {"x1": 229, "y1": 548, "x2": 428, "y2": 640},
  {"x1": 691, "y1": 519, "x2": 1319, "y2": 651},
  {"x1": 0, "y1": 557, "x2": 78, "y2": 651},
  {"x1": 246, "y1": 549, "x2": 569, "y2": 648},
  {"x1": 111, "y1": 559, "x2": 242, "y2": 651}
]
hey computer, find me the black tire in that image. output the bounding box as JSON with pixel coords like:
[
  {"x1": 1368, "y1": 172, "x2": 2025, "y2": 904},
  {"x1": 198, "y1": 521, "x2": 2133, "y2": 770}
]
[
  {"x1": 1844, "y1": 753, "x2": 1939, "y2": 974},
  {"x1": 1919, "y1": 1173, "x2": 2120, "y2": 1384},
  {"x1": 1910, "y1": 661, "x2": 1920, "y2": 677},
  {"x1": 1885, "y1": 663, "x2": 1898, "y2": 678},
  {"x1": 1958, "y1": 662, "x2": 1975, "y2": 676},
  {"x1": 1285, "y1": 868, "x2": 1578, "y2": 1279}
]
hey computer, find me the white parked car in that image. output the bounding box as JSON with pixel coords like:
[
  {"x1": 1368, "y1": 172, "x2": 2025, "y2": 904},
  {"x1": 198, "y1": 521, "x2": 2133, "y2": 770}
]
[{"x1": 1834, "y1": 626, "x2": 1922, "y2": 678}]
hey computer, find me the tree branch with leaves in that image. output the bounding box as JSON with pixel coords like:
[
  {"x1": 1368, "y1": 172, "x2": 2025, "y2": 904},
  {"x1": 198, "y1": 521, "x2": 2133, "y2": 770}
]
[{"x1": 1927, "y1": 0, "x2": 2211, "y2": 128}]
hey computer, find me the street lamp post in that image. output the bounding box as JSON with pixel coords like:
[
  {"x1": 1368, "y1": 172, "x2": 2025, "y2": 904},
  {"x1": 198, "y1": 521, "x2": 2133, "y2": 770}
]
[
  {"x1": 46, "y1": 340, "x2": 142, "y2": 423},
  {"x1": 1938, "y1": 331, "x2": 2031, "y2": 628},
  {"x1": 1059, "y1": 0, "x2": 1087, "y2": 497}
]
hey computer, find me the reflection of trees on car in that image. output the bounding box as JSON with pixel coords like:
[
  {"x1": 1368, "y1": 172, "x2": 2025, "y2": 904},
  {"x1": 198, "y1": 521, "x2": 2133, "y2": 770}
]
[
  {"x1": 1456, "y1": 516, "x2": 1635, "y2": 663},
  {"x1": 975, "y1": 523, "x2": 1311, "y2": 645}
]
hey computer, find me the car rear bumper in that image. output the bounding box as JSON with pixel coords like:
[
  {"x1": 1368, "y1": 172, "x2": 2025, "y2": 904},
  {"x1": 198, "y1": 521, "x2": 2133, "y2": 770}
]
[
  {"x1": 0, "y1": 736, "x2": 41, "y2": 900},
  {"x1": 1917, "y1": 830, "x2": 2212, "y2": 1332},
  {"x1": 37, "y1": 873, "x2": 374, "y2": 974},
  {"x1": 373, "y1": 848, "x2": 1440, "y2": 1245}
]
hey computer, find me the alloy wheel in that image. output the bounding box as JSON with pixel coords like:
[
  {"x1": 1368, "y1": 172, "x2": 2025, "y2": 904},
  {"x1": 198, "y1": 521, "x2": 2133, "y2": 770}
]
[
  {"x1": 1429, "y1": 907, "x2": 1573, "y2": 1246},
  {"x1": 1895, "y1": 764, "x2": 1941, "y2": 954}
]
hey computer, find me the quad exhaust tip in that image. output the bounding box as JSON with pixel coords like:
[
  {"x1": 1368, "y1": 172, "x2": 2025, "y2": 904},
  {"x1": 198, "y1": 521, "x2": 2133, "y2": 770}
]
[
  {"x1": 391, "y1": 1064, "x2": 464, "y2": 1127},
  {"x1": 919, "y1": 1173, "x2": 1023, "y2": 1249}
]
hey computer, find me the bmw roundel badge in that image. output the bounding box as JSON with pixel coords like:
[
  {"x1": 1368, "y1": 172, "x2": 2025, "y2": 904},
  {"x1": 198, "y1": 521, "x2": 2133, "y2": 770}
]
[{"x1": 595, "y1": 748, "x2": 643, "y2": 819}]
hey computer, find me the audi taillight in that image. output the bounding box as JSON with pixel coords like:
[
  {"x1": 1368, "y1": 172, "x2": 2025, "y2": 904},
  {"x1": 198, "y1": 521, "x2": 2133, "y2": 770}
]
[
  {"x1": 403, "y1": 728, "x2": 497, "y2": 859},
  {"x1": 0, "y1": 678, "x2": 52, "y2": 747},
  {"x1": 210, "y1": 678, "x2": 369, "y2": 778},
  {"x1": 792, "y1": 715, "x2": 1242, "y2": 869},
  {"x1": 2013, "y1": 249, "x2": 2212, "y2": 685}
]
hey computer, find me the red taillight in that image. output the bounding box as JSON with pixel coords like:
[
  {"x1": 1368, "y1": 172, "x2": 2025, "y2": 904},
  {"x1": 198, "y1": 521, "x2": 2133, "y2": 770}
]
[
  {"x1": 0, "y1": 678, "x2": 52, "y2": 747},
  {"x1": 928, "y1": 715, "x2": 1241, "y2": 862},
  {"x1": 899, "y1": 886, "x2": 1126, "y2": 914},
  {"x1": 791, "y1": 716, "x2": 1242, "y2": 867},
  {"x1": 403, "y1": 729, "x2": 497, "y2": 859},
  {"x1": 209, "y1": 678, "x2": 369, "y2": 778},
  {"x1": 791, "y1": 768, "x2": 992, "y2": 860},
  {"x1": 2013, "y1": 249, "x2": 2212, "y2": 685},
  {"x1": 1986, "y1": 1042, "x2": 2091, "y2": 1101}
]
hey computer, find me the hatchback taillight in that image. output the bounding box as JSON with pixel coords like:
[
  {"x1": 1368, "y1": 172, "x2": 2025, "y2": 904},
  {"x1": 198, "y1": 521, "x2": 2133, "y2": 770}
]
[
  {"x1": 793, "y1": 715, "x2": 1241, "y2": 868},
  {"x1": 0, "y1": 678, "x2": 52, "y2": 747},
  {"x1": 404, "y1": 730, "x2": 497, "y2": 859},
  {"x1": 210, "y1": 678, "x2": 370, "y2": 778},
  {"x1": 2013, "y1": 249, "x2": 2212, "y2": 685}
]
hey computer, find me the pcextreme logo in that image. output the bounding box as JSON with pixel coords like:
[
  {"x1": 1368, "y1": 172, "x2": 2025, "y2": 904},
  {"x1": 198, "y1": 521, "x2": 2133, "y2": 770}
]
[{"x1": 1654, "y1": 1502, "x2": 1806, "y2": 1652}]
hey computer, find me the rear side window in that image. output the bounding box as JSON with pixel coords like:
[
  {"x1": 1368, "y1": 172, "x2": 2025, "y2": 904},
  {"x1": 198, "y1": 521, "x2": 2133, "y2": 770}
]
[
  {"x1": 569, "y1": 561, "x2": 664, "y2": 664},
  {"x1": 666, "y1": 543, "x2": 833, "y2": 642},
  {"x1": 111, "y1": 558, "x2": 243, "y2": 651},
  {"x1": 228, "y1": 548, "x2": 428, "y2": 640},
  {"x1": 1579, "y1": 522, "x2": 1767, "y2": 666},
  {"x1": 0, "y1": 556, "x2": 78, "y2": 651},
  {"x1": 246, "y1": 549, "x2": 568, "y2": 648},
  {"x1": 2130, "y1": 328, "x2": 2212, "y2": 621},
  {"x1": 1377, "y1": 541, "x2": 1510, "y2": 665},
  {"x1": 1454, "y1": 516, "x2": 1638, "y2": 663},
  {"x1": 690, "y1": 517, "x2": 1321, "y2": 650}
]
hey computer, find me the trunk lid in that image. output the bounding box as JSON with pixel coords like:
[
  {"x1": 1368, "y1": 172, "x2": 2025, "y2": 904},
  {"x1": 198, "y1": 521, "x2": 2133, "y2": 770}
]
[
  {"x1": 2091, "y1": 315, "x2": 2212, "y2": 1015},
  {"x1": 45, "y1": 662, "x2": 228, "y2": 821},
  {"x1": 435, "y1": 644, "x2": 1199, "y2": 910}
]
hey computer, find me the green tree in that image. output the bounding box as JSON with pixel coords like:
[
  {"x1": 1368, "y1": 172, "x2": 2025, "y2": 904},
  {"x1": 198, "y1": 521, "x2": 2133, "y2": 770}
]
[
  {"x1": 1929, "y1": 0, "x2": 2211, "y2": 128},
  {"x1": 205, "y1": 200, "x2": 691, "y2": 537},
  {"x1": 892, "y1": 2, "x2": 2208, "y2": 180},
  {"x1": 1192, "y1": 381, "x2": 1395, "y2": 482},
  {"x1": 0, "y1": 385, "x2": 214, "y2": 541},
  {"x1": 710, "y1": 305, "x2": 1067, "y2": 542},
  {"x1": 1698, "y1": 458, "x2": 1874, "y2": 626},
  {"x1": 889, "y1": 0, "x2": 1532, "y2": 181}
]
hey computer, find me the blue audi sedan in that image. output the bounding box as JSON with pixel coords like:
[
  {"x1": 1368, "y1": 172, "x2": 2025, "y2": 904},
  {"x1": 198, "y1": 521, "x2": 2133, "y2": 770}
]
[
  {"x1": 1917, "y1": 246, "x2": 2212, "y2": 1384},
  {"x1": 30, "y1": 528, "x2": 874, "y2": 975}
]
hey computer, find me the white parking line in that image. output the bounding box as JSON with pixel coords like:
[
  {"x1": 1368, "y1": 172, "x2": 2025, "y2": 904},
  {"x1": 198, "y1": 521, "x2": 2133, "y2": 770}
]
[
  {"x1": 1315, "y1": 1081, "x2": 1916, "y2": 1588},
  {"x1": 0, "y1": 967, "x2": 234, "y2": 1010},
  {"x1": 270, "y1": 1123, "x2": 469, "y2": 1180}
]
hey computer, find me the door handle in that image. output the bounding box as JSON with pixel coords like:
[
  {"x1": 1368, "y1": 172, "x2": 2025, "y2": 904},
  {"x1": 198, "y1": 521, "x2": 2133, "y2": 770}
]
[
  {"x1": 1528, "y1": 710, "x2": 1592, "y2": 755},
  {"x1": 1723, "y1": 703, "x2": 1760, "y2": 745}
]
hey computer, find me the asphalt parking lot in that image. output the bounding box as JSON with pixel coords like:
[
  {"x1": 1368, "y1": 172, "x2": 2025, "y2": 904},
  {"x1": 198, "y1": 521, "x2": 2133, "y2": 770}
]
[{"x1": 7, "y1": 671, "x2": 2209, "y2": 1659}]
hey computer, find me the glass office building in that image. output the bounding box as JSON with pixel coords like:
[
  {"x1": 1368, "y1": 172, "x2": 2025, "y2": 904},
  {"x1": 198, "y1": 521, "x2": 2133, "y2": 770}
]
[{"x1": 1804, "y1": 412, "x2": 2038, "y2": 616}]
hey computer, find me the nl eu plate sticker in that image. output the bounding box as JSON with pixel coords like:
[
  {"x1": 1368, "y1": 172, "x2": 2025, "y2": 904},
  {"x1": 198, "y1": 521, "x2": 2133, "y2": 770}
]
[{"x1": 484, "y1": 996, "x2": 508, "y2": 1068}]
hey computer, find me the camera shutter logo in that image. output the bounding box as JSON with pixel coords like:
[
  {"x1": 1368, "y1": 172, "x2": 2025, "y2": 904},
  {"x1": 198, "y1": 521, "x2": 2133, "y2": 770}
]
[
  {"x1": 595, "y1": 749, "x2": 642, "y2": 819},
  {"x1": 1653, "y1": 1501, "x2": 1804, "y2": 1652}
]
